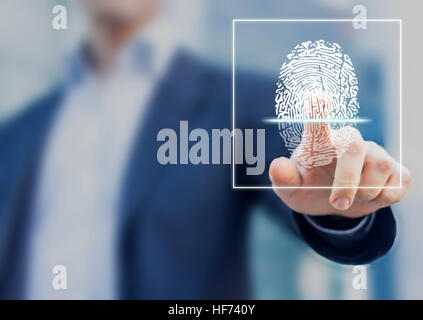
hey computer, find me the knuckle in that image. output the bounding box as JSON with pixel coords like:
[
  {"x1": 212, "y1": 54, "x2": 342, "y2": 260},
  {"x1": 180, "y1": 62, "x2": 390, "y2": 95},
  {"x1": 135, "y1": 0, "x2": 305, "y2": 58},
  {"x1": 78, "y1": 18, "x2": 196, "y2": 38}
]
[
  {"x1": 347, "y1": 139, "x2": 364, "y2": 155},
  {"x1": 382, "y1": 192, "x2": 401, "y2": 205},
  {"x1": 402, "y1": 168, "x2": 412, "y2": 186},
  {"x1": 375, "y1": 158, "x2": 393, "y2": 173},
  {"x1": 357, "y1": 188, "x2": 379, "y2": 200},
  {"x1": 347, "y1": 126, "x2": 363, "y2": 140},
  {"x1": 366, "y1": 141, "x2": 378, "y2": 149}
]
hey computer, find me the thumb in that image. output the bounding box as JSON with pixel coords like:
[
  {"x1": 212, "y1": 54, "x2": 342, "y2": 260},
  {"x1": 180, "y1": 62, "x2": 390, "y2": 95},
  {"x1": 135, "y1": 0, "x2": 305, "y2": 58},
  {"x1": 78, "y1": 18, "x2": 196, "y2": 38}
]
[{"x1": 269, "y1": 157, "x2": 302, "y2": 199}]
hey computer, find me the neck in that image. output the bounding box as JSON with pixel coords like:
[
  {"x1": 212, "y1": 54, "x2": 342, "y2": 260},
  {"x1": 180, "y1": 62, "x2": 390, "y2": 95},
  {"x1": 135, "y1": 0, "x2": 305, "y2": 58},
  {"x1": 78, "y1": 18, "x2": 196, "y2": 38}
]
[{"x1": 87, "y1": 14, "x2": 156, "y2": 77}]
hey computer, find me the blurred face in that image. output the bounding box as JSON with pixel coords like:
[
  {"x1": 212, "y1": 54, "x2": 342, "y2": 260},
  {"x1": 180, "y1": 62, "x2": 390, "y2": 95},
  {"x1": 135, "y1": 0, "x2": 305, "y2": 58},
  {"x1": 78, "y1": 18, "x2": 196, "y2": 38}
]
[{"x1": 82, "y1": 0, "x2": 160, "y2": 26}]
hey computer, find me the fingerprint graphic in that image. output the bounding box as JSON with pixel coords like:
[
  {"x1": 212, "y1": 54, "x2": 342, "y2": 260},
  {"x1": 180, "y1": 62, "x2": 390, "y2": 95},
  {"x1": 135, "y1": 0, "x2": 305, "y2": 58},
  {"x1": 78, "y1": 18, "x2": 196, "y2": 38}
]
[{"x1": 275, "y1": 40, "x2": 360, "y2": 168}]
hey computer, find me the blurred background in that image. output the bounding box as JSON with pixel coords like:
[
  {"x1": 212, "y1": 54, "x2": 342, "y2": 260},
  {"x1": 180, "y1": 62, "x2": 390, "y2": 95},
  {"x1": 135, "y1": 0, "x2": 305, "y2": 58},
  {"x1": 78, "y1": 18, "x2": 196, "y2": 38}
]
[{"x1": 0, "y1": 0, "x2": 421, "y2": 299}]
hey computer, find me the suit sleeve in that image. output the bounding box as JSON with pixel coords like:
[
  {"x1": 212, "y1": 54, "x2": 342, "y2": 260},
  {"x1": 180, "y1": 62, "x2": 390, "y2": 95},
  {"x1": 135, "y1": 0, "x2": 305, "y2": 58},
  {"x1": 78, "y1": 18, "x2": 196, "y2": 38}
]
[
  {"x1": 259, "y1": 189, "x2": 396, "y2": 265},
  {"x1": 293, "y1": 208, "x2": 396, "y2": 264}
]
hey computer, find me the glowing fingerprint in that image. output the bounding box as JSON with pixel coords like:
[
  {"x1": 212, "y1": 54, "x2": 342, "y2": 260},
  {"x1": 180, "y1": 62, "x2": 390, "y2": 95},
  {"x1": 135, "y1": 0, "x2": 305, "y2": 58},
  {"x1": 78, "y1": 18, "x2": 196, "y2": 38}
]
[{"x1": 275, "y1": 40, "x2": 361, "y2": 167}]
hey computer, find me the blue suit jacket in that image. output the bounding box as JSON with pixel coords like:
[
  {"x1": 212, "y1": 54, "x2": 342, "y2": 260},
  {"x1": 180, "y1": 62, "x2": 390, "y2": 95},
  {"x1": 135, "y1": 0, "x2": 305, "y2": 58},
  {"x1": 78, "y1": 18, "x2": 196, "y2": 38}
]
[{"x1": 0, "y1": 50, "x2": 396, "y2": 299}]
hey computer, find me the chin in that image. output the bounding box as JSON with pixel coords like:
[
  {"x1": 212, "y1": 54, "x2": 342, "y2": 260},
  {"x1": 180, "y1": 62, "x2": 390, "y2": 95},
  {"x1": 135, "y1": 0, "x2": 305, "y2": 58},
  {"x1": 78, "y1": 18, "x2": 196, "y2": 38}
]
[{"x1": 83, "y1": 0, "x2": 158, "y2": 25}]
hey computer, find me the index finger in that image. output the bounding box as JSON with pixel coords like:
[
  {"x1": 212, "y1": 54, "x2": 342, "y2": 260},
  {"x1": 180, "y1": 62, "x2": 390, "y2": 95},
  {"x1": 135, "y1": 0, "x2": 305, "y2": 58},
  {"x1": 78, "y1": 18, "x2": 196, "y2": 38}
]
[
  {"x1": 294, "y1": 92, "x2": 334, "y2": 166},
  {"x1": 329, "y1": 128, "x2": 366, "y2": 210}
]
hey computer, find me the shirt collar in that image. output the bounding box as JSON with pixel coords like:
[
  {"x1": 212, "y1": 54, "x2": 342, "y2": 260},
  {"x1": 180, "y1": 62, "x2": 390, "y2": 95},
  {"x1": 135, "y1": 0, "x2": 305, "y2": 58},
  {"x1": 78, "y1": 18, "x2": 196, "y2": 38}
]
[{"x1": 128, "y1": 16, "x2": 178, "y2": 80}]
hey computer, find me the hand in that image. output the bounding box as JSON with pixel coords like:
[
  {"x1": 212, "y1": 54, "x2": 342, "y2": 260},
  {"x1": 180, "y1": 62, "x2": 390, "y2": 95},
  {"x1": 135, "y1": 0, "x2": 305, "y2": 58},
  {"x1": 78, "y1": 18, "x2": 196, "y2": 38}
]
[{"x1": 270, "y1": 99, "x2": 411, "y2": 218}]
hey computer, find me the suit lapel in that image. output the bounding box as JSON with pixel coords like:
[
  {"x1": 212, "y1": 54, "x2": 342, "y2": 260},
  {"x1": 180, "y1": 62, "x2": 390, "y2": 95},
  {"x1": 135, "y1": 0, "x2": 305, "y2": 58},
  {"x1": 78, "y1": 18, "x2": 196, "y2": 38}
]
[
  {"x1": 119, "y1": 49, "x2": 210, "y2": 224},
  {"x1": 117, "y1": 50, "x2": 211, "y2": 297},
  {"x1": 0, "y1": 87, "x2": 64, "y2": 298}
]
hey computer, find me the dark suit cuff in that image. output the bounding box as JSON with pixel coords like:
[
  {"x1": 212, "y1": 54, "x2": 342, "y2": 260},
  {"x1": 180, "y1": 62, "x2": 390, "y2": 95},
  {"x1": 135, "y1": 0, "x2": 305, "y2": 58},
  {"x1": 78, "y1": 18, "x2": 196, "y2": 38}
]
[
  {"x1": 293, "y1": 206, "x2": 396, "y2": 265},
  {"x1": 303, "y1": 213, "x2": 375, "y2": 237}
]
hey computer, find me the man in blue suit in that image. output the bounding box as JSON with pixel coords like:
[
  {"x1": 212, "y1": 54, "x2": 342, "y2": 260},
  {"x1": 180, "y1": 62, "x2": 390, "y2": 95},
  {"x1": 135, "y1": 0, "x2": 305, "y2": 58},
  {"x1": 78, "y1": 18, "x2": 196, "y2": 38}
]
[{"x1": 0, "y1": 0, "x2": 410, "y2": 299}]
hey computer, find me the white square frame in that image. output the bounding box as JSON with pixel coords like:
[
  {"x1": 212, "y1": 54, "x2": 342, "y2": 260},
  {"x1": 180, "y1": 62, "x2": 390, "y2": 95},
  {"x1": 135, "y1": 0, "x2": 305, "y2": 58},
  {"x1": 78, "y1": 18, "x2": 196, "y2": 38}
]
[{"x1": 232, "y1": 19, "x2": 402, "y2": 190}]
